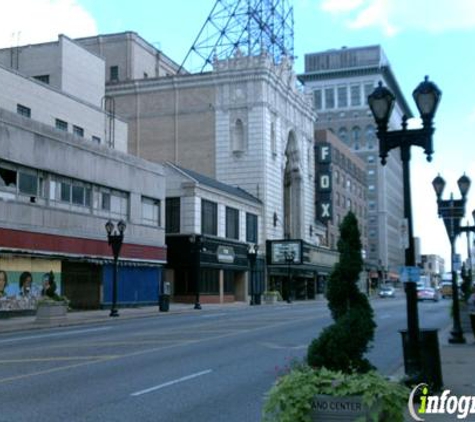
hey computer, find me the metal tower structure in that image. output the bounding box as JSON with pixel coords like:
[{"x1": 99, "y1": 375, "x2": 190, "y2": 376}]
[{"x1": 180, "y1": 0, "x2": 294, "y2": 74}]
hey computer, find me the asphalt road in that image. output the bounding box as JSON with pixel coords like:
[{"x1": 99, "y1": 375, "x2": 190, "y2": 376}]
[{"x1": 0, "y1": 296, "x2": 450, "y2": 422}]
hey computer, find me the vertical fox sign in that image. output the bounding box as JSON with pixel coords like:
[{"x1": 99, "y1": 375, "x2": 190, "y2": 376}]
[{"x1": 316, "y1": 142, "x2": 332, "y2": 224}]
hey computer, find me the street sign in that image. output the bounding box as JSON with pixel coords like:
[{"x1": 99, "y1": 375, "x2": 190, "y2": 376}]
[{"x1": 399, "y1": 266, "x2": 421, "y2": 282}]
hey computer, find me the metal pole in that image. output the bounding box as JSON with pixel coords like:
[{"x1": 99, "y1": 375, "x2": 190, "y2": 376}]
[
  {"x1": 287, "y1": 259, "x2": 291, "y2": 303},
  {"x1": 467, "y1": 229, "x2": 473, "y2": 285},
  {"x1": 194, "y1": 239, "x2": 202, "y2": 310},
  {"x1": 110, "y1": 255, "x2": 119, "y2": 317},
  {"x1": 400, "y1": 144, "x2": 421, "y2": 377},
  {"x1": 449, "y1": 235, "x2": 465, "y2": 343},
  {"x1": 250, "y1": 257, "x2": 255, "y2": 306}
]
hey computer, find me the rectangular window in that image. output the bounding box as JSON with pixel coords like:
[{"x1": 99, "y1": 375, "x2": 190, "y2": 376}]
[
  {"x1": 85, "y1": 188, "x2": 92, "y2": 207},
  {"x1": 60, "y1": 182, "x2": 71, "y2": 202},
  {"x1": 201, "y1": 199, "x2": 217, "y2": 236},
  {"x1": 72, "y1": 185, "x2": 85, "y2": 205},
  {"x1": 350, "y1": 85, "x2": 361, "y2": 106},
  {"x1": 0, "y1": 167, "x2": 17, "y2": 189},
  {"x1": 337, "y1": 86, "x2": 348, "y2": 108},
  {"x1": 225, "y1": 207, "x2": 239, "y2": 240},
  {"x1": 19, "y1": 173, "x2": 37, "y2": 195},
  {"x1": 92, "y1": 136, "x2": 101, "y2": 144},
  {"x1": 325, "y1": 88, "x2": 335, "y2": 109},
  {"x1": 364, "y1": 83, "x2": 374, "y2": 104},
  {"x1": 246, "y1": 213, "x2": 258, "y2": 243},
  {"x1": 200, "y1": 269, "x2": 219, "y2": 294},
  {"x1": 142, "y1": 197, "x2": 160, "y2": 226},
  {"x1": 33, "y1": 74, "x2": 50, "y2": 84},
  {"x1": 110, "y1": 66, "x2": 119, "y2": 81},
  {"x1": 224, "y1": 270, "x2": 235, "y2": 294},
  {"x1": 313, "y1": 89, "x2": 322, "y2": 110},
  {"x1": 73, "y1": 125, "x2": 84, "y2": 137},
  {"x1": 101, "y1": 192, "x2": 111, "y2": 210},
  {"x1": 166, "y1": 197, "x2": 180, "y2": 233},
  {"x1": 17, "y1": 104, "x2": 31, "y2": 118},
  {"x1": 55, "y1": 119, "x2": 68, "y2": 131}
]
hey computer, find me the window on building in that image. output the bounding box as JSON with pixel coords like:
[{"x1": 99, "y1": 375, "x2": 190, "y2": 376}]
[
  {"x1": 142, "y1": 197, "x2": 161, "y2": 226},
  {"x1": 364, "y1": 83, "x2": 374, "y2": 104},
  {"x1": 368, "y1": 169, "x2": 375, "y2": 176},
  {"x1": 325, "y1": 87, "x2": 335, "y2": 109},
  {"x1": 336, "y1": 192, "x2": 340, "y2": 206},
  {"x1": 72, "y1": 185, "x2": 85, "y2": 205},
  {"x1": 270, "y1": 121, "x2": 277, "y2": 156},
  {"x1": 60, "y1": 182, "x2": 71, "y2": 202},
  {"x1": 337, "y1": 86, "x2": 348, "y2": 108},
  {"x1": 246, "y1": 213, "x2": 258, "y2": 243},
  {"x1": 101, "y1": 192, "x2": 110, "y2": 211},
  {"x1": 166, "y1": 197, "x2": 180, "y2": 233},
  {"x1": 0, "y1": 167, "x2": 17, "y2": 189},
  {"x1": 352, "y1": 126, "x2": 361, "y2": 150},
  {"x1": 73, "y1": 125, "x2": 84, "y2": 137},
  {"x1": 226, "y1": 207, "x2": 239, "y2": 240},
  {"x1": 18, "y1": 172, "x2": 37, "y2": 196},
  {"x1": 110, "y1": 66, "x2": 119, "y2": 81},
  {"x1": 350, "y1": 85, "x2": 361, "y2": 106},
  {"x1": 232, "y1": 119, "x2": 245, "y2": 153},
  {"x1": 368, "y1": 184, "x2": 375, "y2": 191},
  {"x1": 224, "y1": 270, "x2": 235, "y2": 294},
  {"x1": 34, "y1": 75, "x2": 50, "y2": 84},
  {"x1": 335, "y1": 170, "x2": 340, "y2": 184},
  {"x1": 17, "y1": 104, "x2": 31, "y2": 118},
  {"x1": 313, "y1": 89, "x2": 322, "y2": 110},
  {"x1": 368, "y1": 155, "x2": 375, "y2": 163},
  {"x1": 338, "y1": 127, "x2": 348, "y2": 144},
  {"x1": 92, "y1": 136, "x2": 101, "y2": 144},
  {"x1": 201, "y1": 199, "x2": 217, "y2": 236},
  {"x1": 55, "y1": 119, "x2": 68, "y2": 131},
  {"x1": 200, "y1": 269, "x2": 219, "y2": 293},
  {"x1": 366, "y1": 125, "x2": 376, "y2": 149},
  {"x1": 368, "y1": 200, "x2": 376, "y2": 211}
]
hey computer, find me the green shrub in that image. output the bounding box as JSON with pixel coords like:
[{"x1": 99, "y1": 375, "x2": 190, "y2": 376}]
[
  {"x1": 307, "y1": 212, "x2": 376, "y2": 373},
  {"x1": 263, "y1": 366, "x2": 409, "y2": 422}
]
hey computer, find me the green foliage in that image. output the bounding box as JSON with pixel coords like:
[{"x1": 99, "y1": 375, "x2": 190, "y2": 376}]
[
  {"x1": 263, "y1": 366, "x2": 409, "y2": 422},
  {"x1": 307, "y1": 211, "x2": 376, "y2": 373}
]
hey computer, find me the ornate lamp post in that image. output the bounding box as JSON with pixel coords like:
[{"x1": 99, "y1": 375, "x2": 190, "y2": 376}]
[
  {"x1": 247, "y1": 244, "x2": 259, "y2": 305},
  {"x1": 105, "y1": 219, "x2": 126, "y2": 317},
  {"x1": 368, "y1": 76, "x2": 441, "y2": 378},
  {"x1": 432, "y1": 174, "x2": 471, "y2": 343},
  {"x1": 284, "y1": 251, "x2": 295, "y2": 303},
  {"x1": 460, "y1": 209, "x2": 475, "y2": 291},
  {"x1": 189, "y1": 234, "x2": 202, "y2": 310}
]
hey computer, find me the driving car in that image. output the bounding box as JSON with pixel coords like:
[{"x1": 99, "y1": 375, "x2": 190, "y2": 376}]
[
  {"x1": 378, "y1": 286, "x2": 396, "y2": 298},
  {"x1": 417, "y1": 286, "x2": 439, "y2": 302},
  {"x1": 439, "y1": 282, "x2": 452, "y2": 299}
]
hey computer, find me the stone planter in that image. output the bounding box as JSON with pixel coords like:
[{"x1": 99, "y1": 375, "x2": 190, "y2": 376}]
[
  {"x1": 263, "y1": 293, "x2": 278, "y2": 305},
  {"x1": 35, "y1": 301, "x2": 68, "y2": 324},
  {"x1": 312, "y1": 395, "x2": 379, "y2": 421}
]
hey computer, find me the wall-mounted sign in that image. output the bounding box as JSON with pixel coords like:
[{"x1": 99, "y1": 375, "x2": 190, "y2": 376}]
[
  {"x1": 316, "y1": 142, "x2": 332, "y2": 224},
  {"x1": 217, "y1": 246, "x2": 235, "y2": 263},
  {"x1": 270, "y1": 241, "x2": 302, "y2": 265}
]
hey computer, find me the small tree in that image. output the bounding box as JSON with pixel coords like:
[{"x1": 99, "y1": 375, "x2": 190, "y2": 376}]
[{"x1": 307, "y1": 212, "x2": 376, "y2": 373}]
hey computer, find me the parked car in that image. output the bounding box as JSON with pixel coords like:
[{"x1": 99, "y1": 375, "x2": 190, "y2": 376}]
[
  {"x1": 439, "y1": 282, "x2": 452, "y2": 299},
  {"x1": 417, "y1": 286, "x2": 439, "y2": 302},
  {"x1": 378, "y1": 286, "x2": 396, "y2": 298}
]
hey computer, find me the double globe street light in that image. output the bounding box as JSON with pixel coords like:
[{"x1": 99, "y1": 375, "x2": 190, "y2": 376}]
[
  {"x1": 368, "y1": 76, "x2": 441, "y2": 380},
  {"x1": 432, "y1": 174, "x2": 471, "y2": 343},
  {"x1": 105, "y1": 219, "x2": 126, "y2": 317}
]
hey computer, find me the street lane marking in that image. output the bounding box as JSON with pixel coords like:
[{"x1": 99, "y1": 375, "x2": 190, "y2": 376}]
[
  {"x1": 0, "y1": 355, "x2": 119, "y2": 363},
  {"x1": 0, "y1": 327, "x2": 111, "y2": 344},
  {"x1": 259, "y1": 342, "x2": 307, "y2": 350},
  {"x1": 131, "y1": 369, "x2": 213, "y2": 397}
]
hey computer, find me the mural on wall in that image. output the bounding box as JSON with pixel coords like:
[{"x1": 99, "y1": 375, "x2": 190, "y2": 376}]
[{"x1": 0, "y1": 256, "x2": 61, "y2": 311}]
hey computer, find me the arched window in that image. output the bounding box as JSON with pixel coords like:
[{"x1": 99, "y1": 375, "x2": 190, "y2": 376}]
[
  {"x1": 271, "y1": 121, "x2": 277, "y2": 156},
  {"x1": 366, "y1": 125, "x2": 376, "y2": 149},
  {"x1": 232, "y1": 119, "x2": 245, "y2": 153},
  {"x1": 338, "y1": 127, "x2": 348, "y2": 145},
  {"x1": 352, "y1": 126, "x2": 361, "y2": 150}
]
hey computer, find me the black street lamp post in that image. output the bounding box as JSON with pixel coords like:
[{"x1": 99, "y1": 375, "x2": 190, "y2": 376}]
[
  {"x1": 190, "y1": 235, "x2": 202, "y2": 310},
  {"x1": 368, "y1": 76, "x2": 441, "y2": 378},
  {"x1": 460, "y1": 209, "x2": 475, "y2": 289},
  {"x1": 105, "y1": 219, "x2": 126, "y2": 317},
  {"x1": 432, "y1": 174, "x2": 471, "y2": 343},
  {"x1": 284, "y1": 251, "x2": 295, "y2": 303},
  {"x1": 248, "y1": 244, "x2": 259, "y2": 305}
]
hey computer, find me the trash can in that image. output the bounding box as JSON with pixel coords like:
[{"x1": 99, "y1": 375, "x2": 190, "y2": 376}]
[
  {"x1": 400, "y1": 328, "x2": 443, "y2": 391},
  {"x1": 159, "y1": 281, "x2": 171, "y2": 312}
]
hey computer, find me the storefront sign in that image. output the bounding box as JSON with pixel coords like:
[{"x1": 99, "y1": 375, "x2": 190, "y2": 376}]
[
  {"x1": 217, "y1": 246, "x2": 235, "y2": 264},
  {"x1": 271, "y1": 241, "x2": 301, "y2": 265},
  {"x1": 316, "y1": 142, "x2": 332, "y2": 223}
]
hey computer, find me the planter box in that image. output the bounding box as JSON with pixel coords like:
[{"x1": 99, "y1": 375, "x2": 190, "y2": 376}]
[
  {"x1": 35, "y1": 302, "x2": 68, "y2": 324},
  {"x1": 312, "y1": 395, "x2": 376, "y2": 421}
]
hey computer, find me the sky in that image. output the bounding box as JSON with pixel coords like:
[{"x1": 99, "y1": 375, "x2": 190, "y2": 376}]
[{"x1": 0, "y1": 0, "x2": 474, "y2": 269}]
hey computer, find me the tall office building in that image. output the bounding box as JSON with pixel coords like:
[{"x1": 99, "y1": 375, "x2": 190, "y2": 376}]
[{"x1": 299, "y1": 45, "x2": 412, "y2": 278}]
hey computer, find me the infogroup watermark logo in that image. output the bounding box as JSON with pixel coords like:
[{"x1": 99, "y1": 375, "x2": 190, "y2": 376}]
[{"x1": 408, "y1": 383, "x2": 475, "y2": 420}]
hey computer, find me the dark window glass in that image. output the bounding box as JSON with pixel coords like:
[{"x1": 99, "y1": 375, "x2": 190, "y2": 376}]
[
  {"x1": 19, "y1": 173, "x2": 37, "y2": 195},
  {"x1": 72, "y1": 185, "x2": 85, "y2": 205},
  {"x1": 102, "y1": 192, "x2": 111, "y2": 210},
  {"x1": 73, "y1": 125, "x2": 84, "y2": 137},
  {"x1": 225, "y1": 207, "x2": 239, "y2": 239},
  {"x1": 55, "y1": 119, "x2": 68, "y2": 131},
  {"x1": 0, "y1": 167, "x2": 17, "y2": 188},
  {"x1": 92, "y1": 136, "x2": 101, "y2": 144},
  {"x1": 17, "y1": 104, "x2": 31, "y2": 118},
  {"x1": 85, "y1": 188, "x2": 92, "y2": 207},
  {"x1": 201, "y1": 199, "x2": 217, "y2": 236},
  {"x1": 224, "y1": 270, "x2": 235, "y2": 294},
  {"x1": 246, "y1": 213, "x2": 258, "y2": 243},
  {"x1": 110, "y1": 66, "x2": 119, "y2": 81},
  {"x1": 200, "y1": 269, "x2": 219, "y2": 294},
  {"x1": 166, "y1": 197, "x2": 180, "y2": 233},
  {"x1": 60, "y1": 182, "x2": 71, "y2": 202},
  {"x1": 34, "y1": 74, "x2": 50, "y2": 84}
]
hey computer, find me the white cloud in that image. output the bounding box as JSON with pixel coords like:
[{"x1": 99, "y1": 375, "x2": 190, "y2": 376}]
[
  {"x1": 319, "y1": 0, "x2": 475, "y2": 35},
  {"x1": 0, "y1": 0, "x2": 97, "y2": 48}
]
